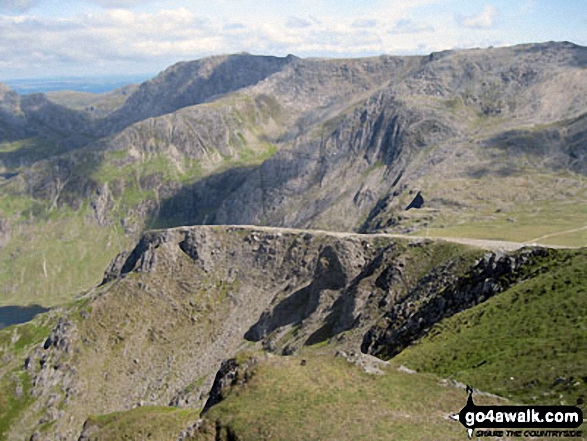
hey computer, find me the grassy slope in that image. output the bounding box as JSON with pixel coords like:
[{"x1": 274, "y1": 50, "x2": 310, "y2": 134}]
[
  {"x1": 80, "y1": 351, "x2": 587, "y2": 441},
  {"x1": 395, "y1": 248, "x2": 587, "y2": 408},
  {"x1": 81, "y1": 406, "x2": 200, "y2": 441},
  {"x1": 198, "y1": 353, "x2": 505, "y2": 441},
  {"x1": 0, "y1": 92, "x2": 283, "y2": 308},
  {"x1": 0, "y1": 211, "x2": 132, "y2": 307},
  {"x1": 0, "y1": 314, "x2": 55, "y2": 439},
  {"x1": 0, "y1": 238, "x2": 585, "y2": 439},
  {"x1": 421, "y1": 196, "x2": 587, "y2": 247},
  {"x1": 386, "y1": 97, "x2": 587, "y2": 247},
  {"x1": 83, "y1": 353, "x2": 509, "y2": 441},
  {"x1": 401, "y1": 145, "x2": 587, "y2": 245}
]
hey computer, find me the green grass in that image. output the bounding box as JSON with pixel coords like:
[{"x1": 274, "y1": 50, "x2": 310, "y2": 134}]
[
  {"x1": 0, "y1": 370, "x2": 33, "y2": 440},
  {"x1": 215, "y1": 142, "x2": 278, "y2": 172},
  {"x1": 0, "y1": 138, "x2": 74, "y2": 172},
  {"x1": 82, "y1": 406, "x2": 201, "y2": 441},
  {"x1": 0, "y1": 322, "x2": 51, "y2": 355},
  {"x1": 534, "y1": 227, "x2": 587, "y2": 248},
  {"x1": 395, "y1": 248, "x2": 587, "y2": 407},
  {"x1": 0, "y1": 133, "x2": 277, "y2": 308},
  {"x1": 0, "y1": 211, "x2": 132, "y2": 307},
  {"x1": 200, "y1": 353, "x2": 506, "y2": 441},
  {"x1": 0, "y1": 86, "x2": 289, "y2": 310},
  {"x1": 0, "y1": 314, "x2": 55, "y2": 440},
  {"x1": 93, "y1": 152, "x2": 192, "y2": 187},
  {"x1": 410, "y1": 170, "x2": 587, "y2": 246},
  {"x1": 423, "y1": 208, "x2": 587, "y2": 246}
]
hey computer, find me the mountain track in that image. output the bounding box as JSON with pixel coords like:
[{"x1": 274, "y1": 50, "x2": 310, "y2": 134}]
[{"x1": 158, "y1": 224, "x2": 579, "y2": 251}]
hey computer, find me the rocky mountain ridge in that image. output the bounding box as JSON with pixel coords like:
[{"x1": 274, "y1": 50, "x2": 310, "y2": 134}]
[
  {"x1": 0, "y1": 41, "x2": 586, "y2": 308},
  {"x1": 0, "y1": 41, "x2": 585, "y2": 440},
  {"x1": 0, "y1": 224, "x2": 584, "y2": 440}
]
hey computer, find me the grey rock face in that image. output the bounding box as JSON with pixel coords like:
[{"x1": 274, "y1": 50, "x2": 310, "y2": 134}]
[
  {"x1": 101, "y1": 53, "x2": 298, "y2": 134},
  {"x1": 209, "y1": 92, "x2": 455, "y2": 230},
  {"x1": 101, "y1": 250, "x2": 131, "y2": 285},
  {"x1": 202, "y1": 356, "x2": 258, "y2": 413},
  {"x1": 11, "y1": 224, "x2": 569, "y2": 439},
  {"x1": 5, "y1": 43, "x2": 587, "y2": 242},
  {"x1": 0, "y1": 215, "x2": 11, "y2": 247},
  {"x1": 361, "y1": 247, "x2": 552, "y2": 358}
]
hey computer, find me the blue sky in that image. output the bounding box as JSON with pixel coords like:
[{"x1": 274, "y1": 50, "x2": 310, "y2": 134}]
[{"x1": 0, "y1": 0, "x2": 586, "y2": 80}]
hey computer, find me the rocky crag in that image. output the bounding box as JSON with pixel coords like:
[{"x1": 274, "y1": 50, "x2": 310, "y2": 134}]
[
  {"x1": 0, "y1": 225, "x2": 583, "y2": 439},
  {"x1": 1, "y1": 42, "x2": 587, "y2": 306}
]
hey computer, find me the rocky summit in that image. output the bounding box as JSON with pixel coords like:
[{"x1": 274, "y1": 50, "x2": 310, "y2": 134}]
[{"x1": 0, "y1": 42, "x2": 585, "y2": 440}]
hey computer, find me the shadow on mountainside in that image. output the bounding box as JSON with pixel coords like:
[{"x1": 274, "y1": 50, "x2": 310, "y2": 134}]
[
  {"x1": 481, "y1": 114, "x2": 587, "y2": 176},
  {"x1": 147, "y1": 164, "x2": 260, "y2": 229},
  {"x1": 244, "y1": 246, "x2": 348, "y2": 343}
]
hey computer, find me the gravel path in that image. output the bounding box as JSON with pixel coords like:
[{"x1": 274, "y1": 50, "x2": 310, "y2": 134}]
[{"x1": 182, "y1": 225, "x2": 579, "y2": 251}]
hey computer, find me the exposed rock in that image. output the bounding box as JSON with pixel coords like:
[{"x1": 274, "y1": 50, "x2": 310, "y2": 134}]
[
  {"x1": 90, "y1": 183, "x2": 112, "y2": 226},
  {"x1": 177, "y1": 420, "x2": 203, "y2": 441},
  {"x1": 202, "y1": 356, "x2": 259, "y2": 413},
  {"x1": 361, "y1": 247, "x2": 552, "y2": 359},
  {"x1": 1, "y1": 224, "x2": 575, "y2": 439},
  {"x1": 335, "y1": 349, "x2": 390, "y2": 375},
  {"x1": 100, "y1": 250, "x2": 131, "y2": 285},
  {"x1": 77, "y1": 419, "x2": 99, "y2": 441},
  {"x1": 100, "y1": 53, "x2": 298, "y2": 135},
  {"x1": 2, "y1": 41, "x2": 587, "y2": 438}
]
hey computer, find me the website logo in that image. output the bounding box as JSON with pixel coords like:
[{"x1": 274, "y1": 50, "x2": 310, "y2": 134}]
[{"x1": 451, "y1": 386, "x2": 584, "y2": 439}]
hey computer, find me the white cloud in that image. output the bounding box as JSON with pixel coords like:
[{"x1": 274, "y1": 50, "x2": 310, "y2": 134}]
[
  {"x1": 0, "y1": 0, "x2": 549, "y2": 79},
  {"x1": 460, "y1": 4, "x2": 498, "y2": 29},
  {"x1": 0, "y1": 8, "x2": 216, "y2": 77},
  {"x1": 285, "y1": 16, "x2": 312, "y2": 28},
  {"x1": 89, "y1": 0, "x2": 163, "y2": 8},
  {"x1": 0, "y1": 0, "x2": 38, "y2": 12},
  {"x1": 0, "y1": 5, "x2": 458, "y2": 79},
  {"x1": 388, "y1": 18, "x2": 433, "y2": 35},
  {"x1": 351, "y1": 18, "x2": 377, "y2": 29}
]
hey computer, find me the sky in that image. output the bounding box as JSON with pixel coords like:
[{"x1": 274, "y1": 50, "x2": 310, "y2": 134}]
[{"x1": 0, "y1": 0, "x2": 586, "y2": 80}]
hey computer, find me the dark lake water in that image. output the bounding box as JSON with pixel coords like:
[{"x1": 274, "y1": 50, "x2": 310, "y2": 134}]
[{"x1": 0, "y1": 305, "x2": 49, "y2": 330}]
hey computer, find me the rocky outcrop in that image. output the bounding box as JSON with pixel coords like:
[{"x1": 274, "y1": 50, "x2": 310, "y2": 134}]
[
  {"x1": 202, "y1": 356, "x2": 259, "y2": 413},
  {"x1": 24, "y1": 317, "x2": 79, "y2": 435},
  {"x1": 101, "y1": 53, "x2": 298, "y2": 134},
  {"x1": 26, "y1": 226, "x2": 390, "y2": 439},
  {"x1": 361, "y1": 248, "x2": 552, "y2": 358},
  {"x1": 5, "y1": 43, "x2": 587, "y2": 242},
  {"x1": 0, "y1": 215, "x2": 11, "y2": 247},
  {"x1": 3, "y1": 224, "x2": 574, "y2": 439},
  {"x1": 204, "y1": 92, "x2": 454, "y2": 231},
  {"x1": 100, "y1": 250, "x2": 131, "y2": 285}
]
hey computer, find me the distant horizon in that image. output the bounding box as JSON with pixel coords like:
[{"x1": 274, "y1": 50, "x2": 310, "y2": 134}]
[{"x1": 3, "y1": 73, "x2": 155, "y2": 94}]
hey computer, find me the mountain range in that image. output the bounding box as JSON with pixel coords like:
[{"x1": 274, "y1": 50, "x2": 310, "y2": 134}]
[{"x1": 0, "y1": 41, "x2": 585, "y2": 440}]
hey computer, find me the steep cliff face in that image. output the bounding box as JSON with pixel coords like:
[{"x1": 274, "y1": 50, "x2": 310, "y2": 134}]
[
  {"x1": 1, "y1": 42, "x2": 587, "y2": 309},
  {"x1": 210, "y1": 92, "x2": 458, "y2": 230},
  {"x1": 100, "y1": 54, "x2": 299, "y2": 134},
  {"x1": 0, "y1": 85, "x2": 95, "y2": 146},
  {"x1": 1, "y1": 225, "x2": 584, "y2": 440},
  {"x1": 13, "y1": 226, "x2": 384, "y2": 439},
  {"x1": 0, "y1": 226, "x2": 470, "y2": 439}
]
